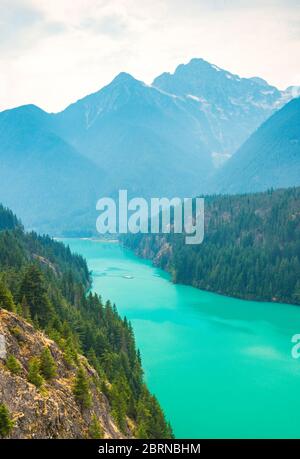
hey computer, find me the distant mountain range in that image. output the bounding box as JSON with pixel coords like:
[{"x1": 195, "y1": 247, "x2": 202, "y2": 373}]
[
  {"x1": 0, "y1": 104, "x2": 102, "y2": 235},
  {"x1": 153, "y1": 58, "x2": 298, "y2": 164},
  {"x1": 0, "y1": 58, "x2": 299, "y2": 234},
  {"x1": 52, "y1": 72, "x2": 213, "y2": 198}
]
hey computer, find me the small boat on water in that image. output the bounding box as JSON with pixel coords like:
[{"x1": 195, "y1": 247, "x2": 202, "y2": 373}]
[{"x1": 123, "y1": 275, "x2": 134, "y2": 279}]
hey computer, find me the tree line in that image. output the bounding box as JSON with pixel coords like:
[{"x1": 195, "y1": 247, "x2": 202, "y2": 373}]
[
  {"x1": 0, "y1": 205, "x2": 172, "y2": 439},
  {"x1": 122, "y1": 187, "x2": 300, "y2": 305}
]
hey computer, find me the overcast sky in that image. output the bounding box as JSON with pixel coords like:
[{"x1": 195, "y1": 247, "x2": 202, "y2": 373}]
[{"x1": 0, "y1": 0, "x2": 300, "y2": 112}]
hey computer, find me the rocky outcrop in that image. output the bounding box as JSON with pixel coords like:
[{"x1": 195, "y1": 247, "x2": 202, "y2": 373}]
[{"x1": 0, "y1": 310, "x2": 126, "y2": 439}]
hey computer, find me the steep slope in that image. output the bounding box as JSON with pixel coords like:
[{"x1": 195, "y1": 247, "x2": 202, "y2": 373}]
[
  {"x1": 153, "y1": 58, "x2": 290, "y2": 162},
  {"x1": 0, "y1": 205, "x2": 173, "y2": 439},
  {"x1": 0, "y1": 309, "x2": 122, "y2": 439},
  {"x1": 0, "y1": 105, "x2": 104, "y2": 235},
  {"x1": 213, "y1": 97, "x2": 300, "y2": 193},
  {"x1": 53, "y1": 72, "x2": 214, "y2": 198}
]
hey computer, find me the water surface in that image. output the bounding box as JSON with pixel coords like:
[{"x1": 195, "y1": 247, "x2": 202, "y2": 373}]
[{"x1": 65, "y1": 239, "x2": 300, "y2": 438}]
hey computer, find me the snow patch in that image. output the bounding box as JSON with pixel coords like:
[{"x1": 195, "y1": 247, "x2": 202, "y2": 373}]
[{"x1": 187, "y1": 94, "x2": 201, "y2": 102}]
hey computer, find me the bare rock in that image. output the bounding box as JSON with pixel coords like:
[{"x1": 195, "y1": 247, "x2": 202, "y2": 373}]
[{"x1": 0, "y1": 309, "x2": 129, "y2": 439}]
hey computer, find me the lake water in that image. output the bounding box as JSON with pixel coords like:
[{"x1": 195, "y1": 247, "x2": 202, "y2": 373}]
[{"x1": 65, "y1": 239, "x2": 300, "y2": 438}]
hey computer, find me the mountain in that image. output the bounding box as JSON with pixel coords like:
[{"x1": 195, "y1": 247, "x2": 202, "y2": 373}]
[
  {"x1": 0, "y1": 59, "x2": 298, "y2": 234},
  {"x1": 213, "y1": 97, "x2": 300, "y2": 193},
  {"x1": 0, "y1": 105, "x2": 104, "y2": 235},
  {"x1": 153, "y1": 58, "x2": 291, "y2": 163},
  {"x1": 0, "y1": 204, "x2": 173, "y2": 439},
  {"x1": 122, "y1": 187, "x2": 300, "y2": 305},
  {"x1": 0, "y1": 72, "x2": 214, "y2": 234},
  {"x1": 53, "y1": 72, "x2": 214, "y2": 198}
]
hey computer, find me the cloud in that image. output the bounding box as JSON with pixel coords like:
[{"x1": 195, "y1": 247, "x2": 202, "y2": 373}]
[
  {"x1": 0, "y1": 0, "x2": 65, "y2": 55},
  {"x1": 80, "y1": 14, "x2": 129, "y2": 38},
  {"x1": 0, "y1": 0, "x2": 299, "y2": 111}
]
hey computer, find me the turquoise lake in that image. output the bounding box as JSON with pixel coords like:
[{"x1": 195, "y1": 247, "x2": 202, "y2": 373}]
[{"x1": 65, "y1": 239, "x2": 300, "y2": 438}]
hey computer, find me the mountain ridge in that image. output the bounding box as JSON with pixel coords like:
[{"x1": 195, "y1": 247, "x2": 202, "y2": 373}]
[
  {"x1": 152, "y1": 58, "x2": 294, "y2": 160},
  {"x1": 212, "y1": 96, "x2": 300, "y2": 193},
  {"x1": 0, "y1": 57, "x2": 299, "y2": 234}
]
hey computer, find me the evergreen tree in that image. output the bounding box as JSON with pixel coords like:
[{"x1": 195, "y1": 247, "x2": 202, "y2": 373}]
[
  {"x1": 19, "y1": 265, "x2": 54, "y2": 326},
  {"x1": 122, "y1": 187, "x2": 300, "y2": 306},
  {"x1": 88, "y1": 414, "x2": 104, "y2": 439},
  {"x1": 0, "y1": 403, "x2": 14, "y2": 438},
  {"x1": 20, "y1": 296, "x2": 31, "y2": 321},
  {"x1": 6, "y1": 355, "x2": 22, "y2": 375},
  {"x1": 40, "y1": 347, "x2": 57, "y2": 380},
  {"x1": 0, "y1": 280, "x2": 16, "y2": 312},
  {"x1": 28, "y1": 357, "x2": 44, "y2": 388},
  {"x1": 0, "y1": 204, "x2": 173, "y2": 438},
  {"x1": 110, "y1": 376, "x2": 130, "y2": 433},
  {"x1": 73, "y1": 366, "x2": 92, "y2": 410}
]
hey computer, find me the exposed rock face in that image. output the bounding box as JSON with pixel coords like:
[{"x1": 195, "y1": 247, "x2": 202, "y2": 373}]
[
  {"x1": 0, "y1": 334, "x2": 6, "y2": 359},
  {"x1": 0, "y1": 310, "x2": 125, "y2": 439}
]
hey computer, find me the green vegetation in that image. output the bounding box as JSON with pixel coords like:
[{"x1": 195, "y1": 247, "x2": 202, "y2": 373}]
[
  {"x1": 0, "y1": 204, "x2": 172, "y2": 438},
  {"x1": 123, "y1": 187, "x2": 300, "y2": 305},
  {"x1": 9, "y1": 326, "x2": 24, "y2": 343},
  {"x1": 88, "y1": 415, "x2": 104, "y2": 439},
  {"x1": 0, "y1": 403, "x2": 14, "y2": 438},
  {"x1": 6, "y1": 355, "x2": 22, "y2": 375},
  {"x1": 28, "y1": 357, "x2": 44, "y2": 389},
  {"x1": 0, "y1": 280, "x2": 16, "y2": 312},
  {"x1": 73, "y1": 366, "x2": 92, "y2": 410},
  {"x1": 40, "y1": 347, "x2": 57, "y2": 381}
]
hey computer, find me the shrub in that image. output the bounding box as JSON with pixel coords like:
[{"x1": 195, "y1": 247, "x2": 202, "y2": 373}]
[
  {"x1": 40, "y1": 347, "x2": 57, "y2": 380},
  {"x1": 6, "y1": 355, "x2": 22, "y2": 375},
  {"x1": 88, "y1": 414, "x2": 104, "y2": 439},
  {"x1": 28, "y1": 357, "x2": 44, "y2": 388},
  {"x1": 0, "y1": 404, "x2": 14, "y2": 438}
]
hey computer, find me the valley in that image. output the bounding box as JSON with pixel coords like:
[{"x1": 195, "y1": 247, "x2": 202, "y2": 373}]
[{"x1": 0, "y1": 58, "x2": 299, "y2": 235}]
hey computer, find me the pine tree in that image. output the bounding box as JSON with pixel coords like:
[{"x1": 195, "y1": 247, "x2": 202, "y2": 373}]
[
  {"x1": 19, "y1": 265, "x2": 54, "y2": 326},
  {"x1": 0, "y1": 404, "x2": 14, "y2": 438},
  {"x1": 110, "y1": 376, "x2": 129, "y2": 433},
  {"x1": 88, "y1": 414, "x2": 104, "y2": 439},
  {"x1": 0, "y1": 280, "x2": 16, "y2": 312},
  {"x1": 20, "y1": 296, "x2": 31, "y2": 321},
  {"x1": 6, "y1": 355, "x2": 22, "y2": 375},
  {"x1": 28, "y1": 357, "x2": 44, "y2": 388},
  {"x1": 73, "y1": 366, "x2": 92, "y2": 410},
  {"x1": 40, "y1": 347, "x2": 57, "y2": 380}
]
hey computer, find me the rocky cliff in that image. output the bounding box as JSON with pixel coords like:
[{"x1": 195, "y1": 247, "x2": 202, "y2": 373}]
[{"x1": 0, "y1": 309, "x2": 126, "y2": 439}]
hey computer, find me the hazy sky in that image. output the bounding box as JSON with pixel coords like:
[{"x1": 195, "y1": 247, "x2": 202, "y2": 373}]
[{"x1": 1, "y1": 0, "x2": 300, "y2": 112}]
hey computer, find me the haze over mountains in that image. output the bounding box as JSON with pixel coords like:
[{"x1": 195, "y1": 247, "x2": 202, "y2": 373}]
[
  {"x1": 0, "y1": 57, "x2": 299, "y2": 234},
  {"x1": 213, "y1": 97, "x2": 300, "y2": 194},
  {"x1": 53, "y1": 72, "x2": 213, "y2": 198},
  {"x1": 0, "y1": 104, "x2": 102, "y2": 234}
]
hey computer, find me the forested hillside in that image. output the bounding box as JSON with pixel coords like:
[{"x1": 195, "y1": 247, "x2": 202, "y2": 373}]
[
  {"x1": 122, "y1": 187, "x2": 300, "y2": 305},
  {"x1": 0, "y1": 204, "x2": 172, "y2": 439}
]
